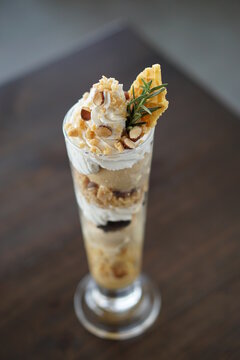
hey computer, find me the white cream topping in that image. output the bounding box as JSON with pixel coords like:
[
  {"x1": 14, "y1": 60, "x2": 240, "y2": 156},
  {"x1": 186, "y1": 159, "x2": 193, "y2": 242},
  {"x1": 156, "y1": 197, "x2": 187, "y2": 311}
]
[
  {"x1": 64, "y1": 105, "x2": 154, "y2": 174},
  {"x1": 69, "y1": 77, "x2": 127, "y2": 153},
  {"x1": 63, "y1": 76, "x2": 154, "y2": 174},
  {"x1": 75, "y1": 188, "x2": 142, "y2": 226}
]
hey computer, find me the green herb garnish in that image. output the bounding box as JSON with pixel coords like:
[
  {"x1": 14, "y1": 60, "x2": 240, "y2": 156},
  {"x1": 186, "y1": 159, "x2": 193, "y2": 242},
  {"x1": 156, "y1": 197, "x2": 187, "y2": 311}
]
[{"x1": 126, "y1": 79, "x2": 167, "y2": 131}]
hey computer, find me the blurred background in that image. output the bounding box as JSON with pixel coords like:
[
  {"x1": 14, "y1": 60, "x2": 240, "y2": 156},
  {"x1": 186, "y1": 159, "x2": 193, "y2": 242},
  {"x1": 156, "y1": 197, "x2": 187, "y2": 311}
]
[{"x1": 1, "y1": 0, "x2": 239, "y2": 115}]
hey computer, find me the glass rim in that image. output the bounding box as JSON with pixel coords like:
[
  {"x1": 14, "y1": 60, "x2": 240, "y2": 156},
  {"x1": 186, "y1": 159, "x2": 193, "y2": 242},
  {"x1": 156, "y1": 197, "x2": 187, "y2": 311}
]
[{"x1": 62, "y1": 103, "x2": 155, "y2": 159}]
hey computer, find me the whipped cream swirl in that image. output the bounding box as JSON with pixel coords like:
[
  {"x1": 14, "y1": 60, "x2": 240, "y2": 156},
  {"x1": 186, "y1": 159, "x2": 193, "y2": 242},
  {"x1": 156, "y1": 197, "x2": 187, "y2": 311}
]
[
  {"x1": 70, "y1": 77, "x2": 127, "y2": 152},
  {"x1": 63, "y1": 76, "x2": 154, "y2": 175}
]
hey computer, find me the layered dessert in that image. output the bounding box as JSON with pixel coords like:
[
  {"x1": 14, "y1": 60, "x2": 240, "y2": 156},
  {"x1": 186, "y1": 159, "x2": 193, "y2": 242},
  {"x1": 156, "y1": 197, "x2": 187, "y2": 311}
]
[{"x1": 63, "y1": 64, "x2": 168, "y2": 290}]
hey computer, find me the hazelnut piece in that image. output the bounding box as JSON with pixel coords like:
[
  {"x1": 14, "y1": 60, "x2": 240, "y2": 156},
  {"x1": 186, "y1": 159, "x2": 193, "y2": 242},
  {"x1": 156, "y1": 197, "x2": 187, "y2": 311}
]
[
  {"x1": 123, "y1": 137, "x2": 135, "y2": 149},
  {"x1": 81, "y1": 107, "x2": 91, "y2": 121},
  {"x1": 96, "y1": 125, "x2": 112, "y2": 138},
  {"x1": 67, "y1": 126, "x2": 78, "y2": 137},
  {"x1": 129, "y1": 126, "x2": 142, "y2": 141},
  {"x1": 93, "y1": 91, "x2": 104, "y2": 106}
]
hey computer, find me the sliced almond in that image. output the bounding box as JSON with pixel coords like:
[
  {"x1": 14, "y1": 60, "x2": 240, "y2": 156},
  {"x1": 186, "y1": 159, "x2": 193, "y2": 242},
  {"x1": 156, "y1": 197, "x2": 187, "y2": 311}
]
[
  {"x1": 81, "y1": 107, "x2": 91, "y2": 121},
  {"x1": 93, "y1": 91, "x2": 104, "y2": 106},
  {"x1": 124, "y1": 91, "x2": 130, "y2": 100},
  {"x1": 95, "y1": 125, "x2": 112, "y2": 138},
  {"x1": 129, "y1": 126, "x2": 142, "y2": 141},
  {"x1": 123, "y1": 137, "x2": 135, "y2": 149}
]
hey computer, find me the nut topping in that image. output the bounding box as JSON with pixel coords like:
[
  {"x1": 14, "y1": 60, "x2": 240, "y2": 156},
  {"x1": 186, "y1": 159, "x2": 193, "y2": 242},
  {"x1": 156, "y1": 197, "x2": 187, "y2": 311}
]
[
  {"x1": 122, "y1": 137, "x2": 135, "y2": 149},
  {"x1": 81, "y1": 107, "x2": 91, "y2": 121},
  {"x1": 129, "y1": 126, "x2": 142, "y2": 141},
  {"x1": 124, "y1": 91, "x2": 130, "y2": 100},
  {"x1": 67, "y1": 126, "x2": 78, "y2": 137},
  {"x1": 95, "y1": 125, "x2": 112, "y2": 138},
  {"x1": 93, "y1": 91, "x2": 104, "y2": 106}
]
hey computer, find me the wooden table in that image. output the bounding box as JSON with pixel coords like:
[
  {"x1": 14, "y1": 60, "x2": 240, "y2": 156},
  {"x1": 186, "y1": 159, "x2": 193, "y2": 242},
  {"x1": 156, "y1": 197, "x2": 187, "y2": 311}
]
[{"x1": 1, "y1": 26, "x2": 240, "y2": 359}]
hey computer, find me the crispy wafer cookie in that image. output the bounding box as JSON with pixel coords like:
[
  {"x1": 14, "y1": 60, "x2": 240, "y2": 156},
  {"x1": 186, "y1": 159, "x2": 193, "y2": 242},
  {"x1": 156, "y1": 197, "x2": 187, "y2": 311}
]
[{"x1": 129, "y1": 64, "x2": 169, "y2": 127}]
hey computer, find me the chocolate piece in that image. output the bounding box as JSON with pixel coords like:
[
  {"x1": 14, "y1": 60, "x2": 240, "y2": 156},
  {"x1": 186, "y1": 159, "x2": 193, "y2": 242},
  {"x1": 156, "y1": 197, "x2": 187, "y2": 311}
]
[
  {"x1": 97, "y1": 220, "x2": 131, "y2": 232},
  {"x1": 113, "y1": 189, "x2": 136, "y2": 199}
]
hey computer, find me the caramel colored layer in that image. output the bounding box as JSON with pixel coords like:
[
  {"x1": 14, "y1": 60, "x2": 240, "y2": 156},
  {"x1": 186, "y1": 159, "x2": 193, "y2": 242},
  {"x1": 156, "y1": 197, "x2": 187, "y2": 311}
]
[
  {"x1": 72, "y1": 167, "x2": 145, "y2": 208},
  {"x1": 81, "y1": 207, "x2": 145, "y2": 290}
]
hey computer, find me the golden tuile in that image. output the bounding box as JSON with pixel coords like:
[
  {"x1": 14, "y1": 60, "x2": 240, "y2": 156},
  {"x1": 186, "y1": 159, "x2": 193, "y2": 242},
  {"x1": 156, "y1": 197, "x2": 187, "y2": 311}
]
[{"x1": 129, "y1": 64, "x2": 169, "y2": 128}]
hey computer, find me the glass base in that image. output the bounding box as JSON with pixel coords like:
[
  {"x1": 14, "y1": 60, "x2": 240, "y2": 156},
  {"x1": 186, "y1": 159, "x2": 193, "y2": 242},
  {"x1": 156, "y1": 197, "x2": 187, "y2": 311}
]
[{"x1": 74, "y1": 274, "x2": 161, "y2": 340}]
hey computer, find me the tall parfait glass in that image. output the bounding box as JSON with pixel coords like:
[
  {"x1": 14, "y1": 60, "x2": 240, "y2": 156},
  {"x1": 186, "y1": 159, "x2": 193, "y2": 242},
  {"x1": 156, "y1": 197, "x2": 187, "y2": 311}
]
[{"x1": 62, "y1": 66, "x2": 168, "y2": 339}]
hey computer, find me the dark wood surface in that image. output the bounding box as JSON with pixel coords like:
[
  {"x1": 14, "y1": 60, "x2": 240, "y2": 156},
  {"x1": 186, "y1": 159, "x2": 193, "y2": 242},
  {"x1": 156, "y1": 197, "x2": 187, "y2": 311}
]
[{"x1": 1, "y1": 26, "x2": 240, "y2": 360}]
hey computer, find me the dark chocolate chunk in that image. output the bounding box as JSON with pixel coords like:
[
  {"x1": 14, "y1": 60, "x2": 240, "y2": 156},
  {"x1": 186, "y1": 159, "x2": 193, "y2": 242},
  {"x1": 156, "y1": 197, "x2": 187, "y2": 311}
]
[
  {"x1": 97, "y1": 220, "x2": 131, "y2": 232},
  {"x1": 113, "y1": 189, "x2": 136, "y2": 198}
]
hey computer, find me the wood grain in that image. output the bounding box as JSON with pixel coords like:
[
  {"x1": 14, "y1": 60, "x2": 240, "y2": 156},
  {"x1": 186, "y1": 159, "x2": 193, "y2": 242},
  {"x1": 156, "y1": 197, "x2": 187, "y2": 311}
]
[{"x1": 0, "y1": 26, "x2": 240, "y2": 360}]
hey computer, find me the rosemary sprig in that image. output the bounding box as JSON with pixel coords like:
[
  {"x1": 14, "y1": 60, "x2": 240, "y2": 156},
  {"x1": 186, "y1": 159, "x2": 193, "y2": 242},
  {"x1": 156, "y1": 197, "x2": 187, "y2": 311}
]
[{"x1": 126, "y1": 79, "x2": 167, "y2": 131}]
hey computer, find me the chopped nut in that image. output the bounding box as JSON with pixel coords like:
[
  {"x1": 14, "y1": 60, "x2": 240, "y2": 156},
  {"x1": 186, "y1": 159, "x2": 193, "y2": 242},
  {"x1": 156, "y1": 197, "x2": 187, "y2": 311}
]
[
  {"x1": 124, "y1": 91, "x2": 130, "y2": 100},
  {"x1": 81, "y1": 107, "x2": 91, "y2": 121},
  {"x1": 93, "y1": 91, "x2": 104, "y2": 106},
  {"x1": 95, "y1": 125, "x2": 112, "y2": 138},
  {"x1": 122, "y1": 137, "x2": 135, "y2": 149},
  {"x1": 67, "y1": 126, "x2": 78, "y2": 137},
  {"x1": 90, "y1": 146, "x2": 98, "y2": 153},
  {"x1": 129, "y1": 126, "x2": 142, "y2": 141},
  {"x1": 97, "y1": 185, "x2": 112, "y2": 204},
  {"x1": 89, "y1": 138, "x2": 99, "y2": 146},
  {"x1": 114, "y1": 141, "x2": 124, "y2": 153},
  {"x1": 86, "y1": 128, "x2": 95, "y2": 139},
  {"x1": 79, "y1": 119, "x2": 86, "y2": 130}
]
